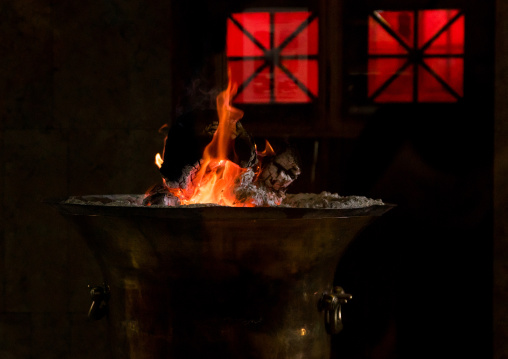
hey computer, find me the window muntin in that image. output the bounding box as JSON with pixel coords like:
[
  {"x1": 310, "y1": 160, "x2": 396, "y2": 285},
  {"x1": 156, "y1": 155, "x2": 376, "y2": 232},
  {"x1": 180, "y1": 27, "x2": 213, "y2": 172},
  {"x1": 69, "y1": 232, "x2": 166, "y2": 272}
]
[
  {"x1": 368, "y1": 9, "x2": 464, "y2": 103},
  {"x1": 227, "y1": 11, "x2": 318, "y2": 104}
]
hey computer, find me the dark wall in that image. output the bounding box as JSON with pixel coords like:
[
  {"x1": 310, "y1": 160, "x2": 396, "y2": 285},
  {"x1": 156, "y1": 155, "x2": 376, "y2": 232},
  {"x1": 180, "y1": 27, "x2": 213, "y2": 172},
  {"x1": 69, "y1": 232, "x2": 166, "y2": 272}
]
[
  {"x1": 330, "y1": 1, "x2": 494, "y2": 358},
  {"x1": 0, "y1": 0, "x2": 501, "y2": 358},
  {"x1": 0, "y1": 1, "x2": 171, "y2": 357},
  {"x1": 494, "y1": 1, "x2": 508, "y2": 358}
]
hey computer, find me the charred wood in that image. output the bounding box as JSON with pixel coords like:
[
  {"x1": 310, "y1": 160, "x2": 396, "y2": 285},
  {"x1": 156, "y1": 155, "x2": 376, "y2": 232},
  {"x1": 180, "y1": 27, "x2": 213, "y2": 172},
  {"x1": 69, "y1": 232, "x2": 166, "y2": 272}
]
[
  {"x1": 233, "y1": 121, "x2": 257, "y2": 168},
  {"x1": 143, "y1": 184, "x2": 180, "y2": 206},
  {"x1": 159, "y1": 109, "x2": 216, "y2": 184},
  {"x1": 258, "y1": 146, "x2": 301, "y2": 194}
]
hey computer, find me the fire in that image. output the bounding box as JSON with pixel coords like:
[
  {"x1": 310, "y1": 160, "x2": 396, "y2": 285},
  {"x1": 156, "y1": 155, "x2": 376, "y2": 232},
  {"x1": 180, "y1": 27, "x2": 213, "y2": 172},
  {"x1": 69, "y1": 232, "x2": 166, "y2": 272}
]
[
  {"x1": 169, "y1": 78, "x2": 256, "y2": 207},
  {"x1": 155, "y1": 153, "x2": 164, "y2": 169},
  {"x1": 257, "y1": 139, "x2": 275, "y2": 158}
]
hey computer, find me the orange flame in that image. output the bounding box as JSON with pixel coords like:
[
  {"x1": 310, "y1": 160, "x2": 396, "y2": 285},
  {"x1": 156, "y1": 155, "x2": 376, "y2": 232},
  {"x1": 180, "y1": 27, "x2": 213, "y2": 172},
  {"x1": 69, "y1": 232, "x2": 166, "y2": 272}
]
[
  {"x1": 155, "y1": 153, "x2": 164, "y2": 169},
  {"x1": 257, "y1": 139, "x2": 275, "y2": 158},
  {"x1": 170, "y1": 77, "x2": 256, "y2": 207}
]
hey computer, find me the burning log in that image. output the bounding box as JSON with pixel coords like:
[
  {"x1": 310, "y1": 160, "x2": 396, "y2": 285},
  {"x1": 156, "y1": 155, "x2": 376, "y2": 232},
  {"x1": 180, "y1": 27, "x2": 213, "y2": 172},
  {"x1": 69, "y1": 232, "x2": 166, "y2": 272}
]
[
  {"x1": 257, "y1": 146, "x2": 301, "y2": 194},
  {"x1": 210, "y1": 144, "x2": 302, "y2": 207},
  {"x1": 145, "y1": 79, "x2": 301, "y2": 207},
  {"x1": 157, "y1": 109, "x2": 213, "y2": 186}
]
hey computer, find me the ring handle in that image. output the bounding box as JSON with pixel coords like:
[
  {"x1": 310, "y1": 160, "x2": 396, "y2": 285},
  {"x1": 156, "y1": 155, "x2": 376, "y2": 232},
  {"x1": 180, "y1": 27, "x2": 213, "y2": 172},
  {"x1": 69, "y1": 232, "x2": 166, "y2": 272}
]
[
  {"x1": 320, "y1": 286, "x2": 352, "y2": 334},
  {"x1": 88, "y1": 283, "x2": 110, "y2": 320}
]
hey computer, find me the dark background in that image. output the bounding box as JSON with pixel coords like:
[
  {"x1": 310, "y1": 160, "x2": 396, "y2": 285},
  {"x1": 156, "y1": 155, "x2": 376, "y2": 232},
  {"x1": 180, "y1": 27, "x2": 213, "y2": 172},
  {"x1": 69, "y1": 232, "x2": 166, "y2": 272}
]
[{"x1": 0, "y1": 0, "x2": 504, "y2": 358}]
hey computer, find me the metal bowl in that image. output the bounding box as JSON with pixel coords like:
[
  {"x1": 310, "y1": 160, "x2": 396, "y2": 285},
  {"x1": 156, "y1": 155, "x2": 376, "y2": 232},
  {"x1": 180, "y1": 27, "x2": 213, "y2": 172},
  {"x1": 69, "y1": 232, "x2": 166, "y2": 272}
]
[{"x1": 48, "y1": 195, "x2": 394, "y2": 359}]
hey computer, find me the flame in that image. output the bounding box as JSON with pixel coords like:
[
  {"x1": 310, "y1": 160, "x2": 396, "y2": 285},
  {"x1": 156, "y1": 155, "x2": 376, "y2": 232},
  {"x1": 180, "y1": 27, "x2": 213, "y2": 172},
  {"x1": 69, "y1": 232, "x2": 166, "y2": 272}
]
[
  {"x1": 170, "y1": 76, "x2": 256, "y2": 207},
  {"x1": 155, "y1": 153, "x2": 164, "y2": 169},
  {"x1": 154, "y1": 124, "x2": 169, "y2": 170},
  {"x1": 257, "y1": 139, "x2": 275, "y2": 158}
]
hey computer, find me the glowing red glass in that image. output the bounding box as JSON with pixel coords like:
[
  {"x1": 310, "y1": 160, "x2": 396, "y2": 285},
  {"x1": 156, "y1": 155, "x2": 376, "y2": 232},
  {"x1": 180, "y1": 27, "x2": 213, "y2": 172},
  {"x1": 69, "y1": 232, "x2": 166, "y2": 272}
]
[
  {"x1": 368, "y1": 9, "x2": 464, "y2": 103},
  {"x1": 227, "y1": 11, "x2": 318, "y2": 104}
]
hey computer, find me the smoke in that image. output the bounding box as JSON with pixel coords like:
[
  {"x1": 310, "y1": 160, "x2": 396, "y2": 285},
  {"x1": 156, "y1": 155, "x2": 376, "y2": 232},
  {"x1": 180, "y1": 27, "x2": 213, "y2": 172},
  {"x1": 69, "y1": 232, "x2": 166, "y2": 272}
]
[{"x1": 175, "y1": 72, "x2": 224, "y2": 117}]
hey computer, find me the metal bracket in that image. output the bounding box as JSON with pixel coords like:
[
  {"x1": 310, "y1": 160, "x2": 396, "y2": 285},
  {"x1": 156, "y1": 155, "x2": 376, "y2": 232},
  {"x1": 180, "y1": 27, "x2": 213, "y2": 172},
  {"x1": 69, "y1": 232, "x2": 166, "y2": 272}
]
[
  {"x1": 88, "y1": 283, "x2": 110, "y2": 320},
  {"x1": 320, "y1": 286, "x2": 352, "y2": 334}
]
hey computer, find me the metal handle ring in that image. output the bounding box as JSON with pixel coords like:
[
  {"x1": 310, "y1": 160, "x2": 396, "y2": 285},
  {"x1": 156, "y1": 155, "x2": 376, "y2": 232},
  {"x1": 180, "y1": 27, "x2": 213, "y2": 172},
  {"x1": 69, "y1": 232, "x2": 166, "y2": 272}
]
[
  {"x1": 321, "y1": 286, "x2": 351, "y2": 335},
  {"x1": 325, "y1": 303, "x2": 344, "y2": 334}
]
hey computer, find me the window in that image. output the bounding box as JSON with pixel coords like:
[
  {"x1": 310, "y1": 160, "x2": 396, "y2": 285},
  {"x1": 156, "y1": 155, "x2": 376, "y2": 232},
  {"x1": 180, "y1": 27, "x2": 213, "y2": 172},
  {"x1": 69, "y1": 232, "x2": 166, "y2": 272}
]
[
  {"x1": 227, "y1": 11, "x2": 318, "y2": 104},
  {"x1": 368, "y1": 9, "x2": 464, "y2": 103}
]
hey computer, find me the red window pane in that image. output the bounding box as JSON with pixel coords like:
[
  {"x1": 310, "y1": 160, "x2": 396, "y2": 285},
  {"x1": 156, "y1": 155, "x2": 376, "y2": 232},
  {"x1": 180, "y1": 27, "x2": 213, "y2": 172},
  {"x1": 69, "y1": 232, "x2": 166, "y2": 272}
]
[
  {"x1": 418, "y1": 10, "x2": 460, "y2": 49},
  {"x1": 234, "y1": 67, "x2": 272, "y2": 104},
  {"x1": 423, "y1": 11, "x2": 464, "y2": 54},
  {"x1": 368, "y1": 9, "x2": 464, "y2": 103},
  {"x1": 229, "y1": 60, "x2": 266, "y2": 90},
  {"x1": 228, "y1": 13, "x2": 271, "y2": 55},
  {"x1": 281, "y1": 15, "x2": 318, "y2": 56},
  {"x1": 227, "y1": 21, "x2": 265, "y2": 57},
  {"x1": 369, "y1": 59, "x2": 413, "y2": 102},
  {"x1": 275, "y1": 68, "x2": 310, "y2": 103},
  {"x1": 227, "y1": 11, "x2": 318, "y2": 104},
  {"x1": 369, "y1": 11, "x2": 413, "y2": 54},
  {"x1": 419, "y1": 58, "x2": 464, "y2": 102},
  {"x1": 376, "y1": 72, "x2": 414, "y2": 103},
  {"x1": 418, "y1": 66, "x2": 458, "y2": 102},
  {"x1": 274, "y1": 12, "x2": 318, "y2": 55},
  {"x1": 424, "y1": 58, "x2": 463, "y2": 96},
  {"x1": 368, "y1": 58, "x2": 410, "y2": 98},
  {"x1": 275, "y1": 60, "x2": 318, "y2": 103}
]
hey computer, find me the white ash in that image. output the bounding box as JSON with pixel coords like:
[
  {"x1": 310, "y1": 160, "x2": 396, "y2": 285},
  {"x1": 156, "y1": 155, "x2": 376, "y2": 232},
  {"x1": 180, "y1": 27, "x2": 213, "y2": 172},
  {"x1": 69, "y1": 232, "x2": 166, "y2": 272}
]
[
  {"x1": 281, "y1": 192, "x2": 384, "y2": 209},
  {"x1": 63, "y1": 192, "x2": 383, "y2": 209},
  {"x1": 234, "y1": 168, "x2": 285, "y2": 207},
  {"x1": 64, "y1": 195, "x2": 144, "y2": 206},
  {"x1": 142, "y1": 184, "x2": 181, "y2": 206},
  {"x1": 143, "y1": 193, "x2": 181, "y2": 207},
  {"x1": 163, "y1": 161, "x2": 201, "y2": 189},
  {"x1": 63, "y1": 195, "x2": 221, "y2": 208}
]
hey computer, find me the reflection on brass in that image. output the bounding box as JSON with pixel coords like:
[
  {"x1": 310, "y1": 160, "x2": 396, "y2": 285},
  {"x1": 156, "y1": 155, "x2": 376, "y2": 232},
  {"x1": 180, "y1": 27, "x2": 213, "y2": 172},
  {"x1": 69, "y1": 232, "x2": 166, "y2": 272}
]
[
  {"x1": 88, "y1": 283, "x2": 110, "y2": 320},
  {"x1": 320, "y1": 286, "x2": 352, "y2": 334},
  {"x1": 48, "y1": 196, "x2": 394, "y2": 359}
]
